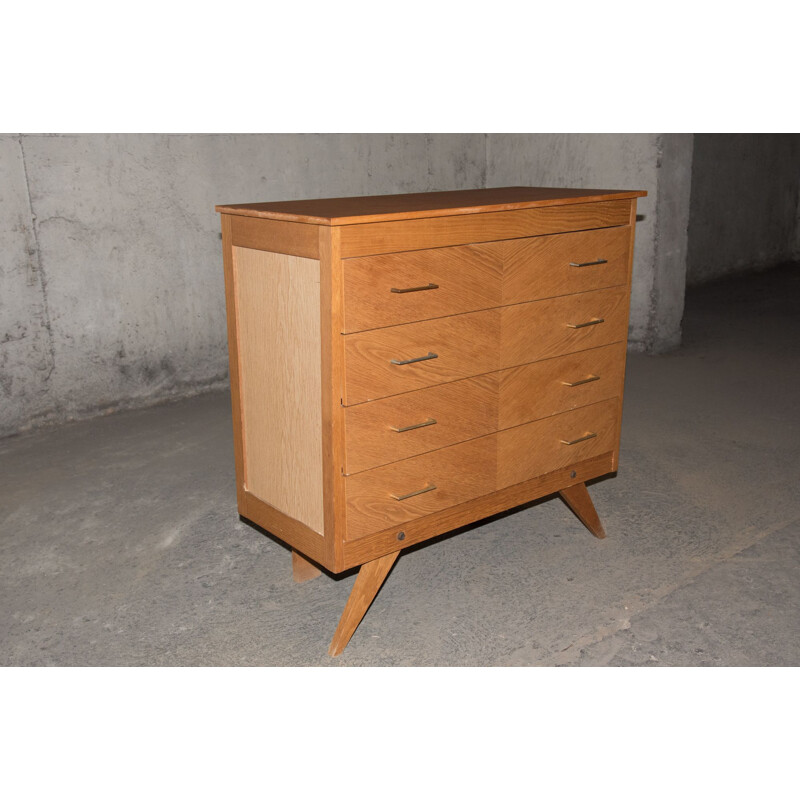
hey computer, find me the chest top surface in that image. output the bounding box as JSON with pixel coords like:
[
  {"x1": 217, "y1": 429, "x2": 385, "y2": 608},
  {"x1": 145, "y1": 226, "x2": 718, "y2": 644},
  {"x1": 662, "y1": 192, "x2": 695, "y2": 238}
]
[{"x1": 215, "y1": 186, "x2": 647, "y2": 226}]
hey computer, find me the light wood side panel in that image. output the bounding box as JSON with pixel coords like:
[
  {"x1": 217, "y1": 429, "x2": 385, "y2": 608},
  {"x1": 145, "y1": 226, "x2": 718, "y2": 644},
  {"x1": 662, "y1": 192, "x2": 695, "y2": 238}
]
[
  {"x1": 341, "y1": 452, "x2": 615, "y2": 569},
  {"x1": 345, "y1": 436, "x2": 497, "y2": 541},
  {"x1": 231, "y1": 215, "x2": 320, "y2": 258},
  {"x1": 497, "y1": 399, "x2": 620, "y2": 489},
  {"x1": 342, "y1": 310, "x2": 499, "y2": 404},
  {"x1": 234, "y1": 246, "x2": 324, "y2": 534},
  {"x1": 502, "y1": 226, "x2": 630, "y2": 303},
  {"x1": 500, "y1": 286, "x2": 629, "y2": 368},
  {"x1": 339, "y1": 200, "x2": 632, "y2": 258},
  {"x1": 342, "y1": 242, "x2": 503, "y2": 332},
  {"x1": 498, "y1": 343, "x2": 626, "y2": 428},
  {"x1": 344, "y1": 373, "x2": 499, "y2": 474}
]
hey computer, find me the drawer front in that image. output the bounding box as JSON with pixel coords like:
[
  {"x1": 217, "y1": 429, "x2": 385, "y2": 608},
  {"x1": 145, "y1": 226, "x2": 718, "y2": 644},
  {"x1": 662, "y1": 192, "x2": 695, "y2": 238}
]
[
  {"x1": 503, "y1": 226, "x2": 630, "y2": 304},
  {"x1": 345, "y1": 436, "x2": 497, "y2": 541},
  {"x1": 343, "y1": 310, "x2": 499, "y2": 404},
  {"x1": 342, "y1": 242, "x2": 503, "y2": 333},
  {"x1": 345, "y1": 398, "x2": 620, "y2": 540},
  {"x1": 497, "y1": 398, "x2": 620, "y2": 489},
  {"x1": 500, "y1": 286, "x2": 629, "y2": 368},
  {"x1": 344, "y1": 373, "x2": 499, "y2": 474},
  {"x1": 343, "y1": 286, "x2": 628, "y2": 404},
  {"x1": 341, "y1": 226, "x2": 630, "y2": 333},
  {"x1": 343, "y1": 343, "x2": 626, "y2": 474},
  {"x1": 498, "y1": 342, "x2": 626, "y2": 428}
]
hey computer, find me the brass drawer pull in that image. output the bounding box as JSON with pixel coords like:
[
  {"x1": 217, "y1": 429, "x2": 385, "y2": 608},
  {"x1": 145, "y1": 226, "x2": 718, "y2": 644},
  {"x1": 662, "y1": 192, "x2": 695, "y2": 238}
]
[
  {"x1": 569, "y1": 259, "x2": 608, "y2": 268},
  {"x1": 562, "y1": 374, "x2": 600, "y2": 387},
  {"x1": 390, "y1": 417, "x2": 437, "y2": 433},
  {"x1": 391, "y1": 484, "x2": 437, "y2": 501},
  {"x1": 390, "y1": 351, "x2": 438, "y2": 366},
  {"x1": 390, "y1": 283, "x2": 439, "y2": 294},
  {"x1": 566, "y1": 318, "x2": 605, "y2": 329},
  {"x1": 561, "y1": 432, "x2": 598, "y2": 446}
]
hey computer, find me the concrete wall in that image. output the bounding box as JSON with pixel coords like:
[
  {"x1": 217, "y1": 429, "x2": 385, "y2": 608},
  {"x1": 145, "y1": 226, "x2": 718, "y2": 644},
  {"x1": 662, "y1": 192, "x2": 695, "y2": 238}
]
[
  {"x1": 0, "y1": 133, "x2": 485, "y2": 438},
  {"x1": 686, "y1": 134, "x2": 800, "y2": 285},
  {"x1": 1, "y1": 132, "x2": 689, "y2": 438}
]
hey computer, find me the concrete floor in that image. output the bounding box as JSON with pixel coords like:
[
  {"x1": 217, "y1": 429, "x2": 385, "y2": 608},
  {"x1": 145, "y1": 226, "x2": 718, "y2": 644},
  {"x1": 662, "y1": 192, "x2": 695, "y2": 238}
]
[{"x1": 1, "y1": 265, "x2": 798, "y2": 666}]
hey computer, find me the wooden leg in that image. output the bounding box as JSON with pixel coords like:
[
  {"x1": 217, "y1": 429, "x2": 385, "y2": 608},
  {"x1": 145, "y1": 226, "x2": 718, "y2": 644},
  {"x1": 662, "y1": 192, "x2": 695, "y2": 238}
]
[
  {"x1": 328, "y1": 551, "x2": 400, "y2": 657},
  {"x1": 559, "y1": 482, "x2": 606, "y2": 539},
  {"x1": 292, "y1": 550, "x2": 322, "y2": 583}
]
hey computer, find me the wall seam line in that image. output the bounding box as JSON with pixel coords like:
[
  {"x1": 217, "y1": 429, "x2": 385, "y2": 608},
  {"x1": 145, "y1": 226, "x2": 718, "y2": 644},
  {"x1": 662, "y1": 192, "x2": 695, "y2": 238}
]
[{"x1": 17, "y1": 135, "x2": 58, "y2": 388}]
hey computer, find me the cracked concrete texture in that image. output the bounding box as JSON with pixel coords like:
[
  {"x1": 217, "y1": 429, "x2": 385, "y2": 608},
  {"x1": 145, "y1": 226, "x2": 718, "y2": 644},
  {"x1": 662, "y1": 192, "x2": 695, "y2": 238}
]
[{"x1": 0, "y1": 264, "x2": 797, "y2": 666}]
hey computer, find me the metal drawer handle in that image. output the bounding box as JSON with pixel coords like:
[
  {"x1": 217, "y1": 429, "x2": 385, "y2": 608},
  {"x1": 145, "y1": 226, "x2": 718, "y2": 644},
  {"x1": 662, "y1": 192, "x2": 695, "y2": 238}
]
[
  {"x1": 561, "y1": 432, "x2": 598, "y2": 446},
  {"x1": 391, "y1": 283, "x2": 439, "y2": 294},
  {"x1": 390, "y1": 351, "x2": 438, "y2": 366},
  {"x1": 390, "y1": 418, "x2": 437, "y2": 433},
  {"x1": 569, "y1": 259, "x2": 608, "y2": 268},
  {"x1": 391, "y1": 484, "x2": 437, "y2": 501},
  {"x1": 562, "y1": 374, "x2": 600, "y2": 387},
  {"x1": 566, "y1": 318, "x2": 605, "y2": 329}
]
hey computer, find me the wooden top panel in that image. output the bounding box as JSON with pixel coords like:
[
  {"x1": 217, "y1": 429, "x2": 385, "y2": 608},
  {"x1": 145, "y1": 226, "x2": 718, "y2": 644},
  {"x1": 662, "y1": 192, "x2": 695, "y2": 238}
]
[{"x1": 216, "y1": 186, "x2": 647, "y2": 226}]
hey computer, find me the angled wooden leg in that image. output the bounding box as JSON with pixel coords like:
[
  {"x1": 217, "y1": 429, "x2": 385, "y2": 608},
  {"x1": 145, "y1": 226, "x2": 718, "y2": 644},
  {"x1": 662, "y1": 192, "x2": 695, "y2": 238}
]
[
  {"x1": 292, "y1": 550, "x2": 322, "y2": 583},
  {"x1": 559, "y1": 482, "x2": 606, "y2": 539},
  {"x1": 329, "y1": 550, "x2": 400, "y2": 657}
]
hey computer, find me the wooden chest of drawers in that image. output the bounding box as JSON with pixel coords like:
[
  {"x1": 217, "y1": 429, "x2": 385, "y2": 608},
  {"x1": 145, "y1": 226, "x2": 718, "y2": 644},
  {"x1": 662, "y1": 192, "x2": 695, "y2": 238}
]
[{"x1": 217, "y1": 186, "x2": 645, "y2": 655}]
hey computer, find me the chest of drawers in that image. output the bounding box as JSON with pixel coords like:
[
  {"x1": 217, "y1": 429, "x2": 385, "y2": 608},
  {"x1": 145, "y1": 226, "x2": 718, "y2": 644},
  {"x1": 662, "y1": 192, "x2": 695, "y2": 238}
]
[{"x1": 217, "y1": 186, "x2": 645, "y2": 656}]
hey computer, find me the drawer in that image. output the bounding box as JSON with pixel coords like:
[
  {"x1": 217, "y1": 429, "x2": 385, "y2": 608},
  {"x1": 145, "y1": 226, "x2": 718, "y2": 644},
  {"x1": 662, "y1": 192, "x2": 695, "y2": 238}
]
[
  {"x1": 341, "y1": 226, "x2": 630, "y2": 333},
  {"x1": 342, "y1": 310, "x2": 499, "y2": 404},
  {"x1": 497, "y1": 398, "x2": 620, "y2": 489},
  {"x1": 344, "y1": 398, "x2": 620, "y2": 540},
  {"x1": 342, "y1": 242, "x2": 503, "y2": 332},
  {"x1": 345, "y1": 435, "x2": 497, "y2": 541},
  {"x1": 343, "y1": 343, "x2": 626, "y2": 474},
  {"x1": 503, "y1": 226, "x2": 630, "y2": 304},
  {"x1": 342, "y1": 286, "x2": 629, "y2": 404}
]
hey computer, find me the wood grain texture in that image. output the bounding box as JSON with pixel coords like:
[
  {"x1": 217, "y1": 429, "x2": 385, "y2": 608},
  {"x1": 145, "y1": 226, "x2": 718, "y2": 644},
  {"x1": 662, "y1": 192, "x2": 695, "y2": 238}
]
[
  {"x1": 342, "y1": 344, "x2": 625, "y2": 474},
  {"x1": 341, "y1": 452, "x2": 615, "y2": 569},
  {"x1": 343, "y1": 373, "x2": 499, "y2": 474},
  {"x1": 345, "y1": 436, "x2": 497, "y2": 541},
  {"x1": 502, "y1": 225, "x2": 630, "y2": 304},
  {"x1": 319, "y1": 226, "x2": 348, "y2": 570},
  {"x1": 339, "y1": 200, "x2": 632, "y2": 258},
  {"x1": 559, "y1": 483, "x2": 606, "y2": 539},
  {"x1": 497, "y1": 398, "x2": 619, "y2": 489},
  {"x1": 342, "y1": 242, "x2": 503, "y2": 332},
  {"x1": 292, "y1": 550, "x2": 323, "y2": 583},
  {"x1": 242, "y1": 491, "x2": 327, "y2": 566},
  {"x1": 230, "y1": 214, "x2": 319, "y2": 258},
  {"x1": 497, "y1": 343, "x2": 625, "y2": 428},
  {"x1": 342, "y1": 286, "x2": 628, "y2": 405},
  {"x1": 343, "y1": 310, "x2": 499, "y2": 404},
  {"x1": 234, "y1": 246, "x2": 324, "y2": 534},
  {"x1": 328, "y1": 550, "x2": 400, "y2": 656},
  {"x1": 217, "y1": 186, "x2": 646, "y2": 226},
  {"x1": 345, "y1": 399, "x2": 619, "y2": 541}
]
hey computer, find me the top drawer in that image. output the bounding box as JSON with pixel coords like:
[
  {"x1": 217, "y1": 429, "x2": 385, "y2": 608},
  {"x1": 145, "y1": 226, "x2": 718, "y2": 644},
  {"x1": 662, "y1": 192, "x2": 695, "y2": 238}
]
[{"x1": 342, "y1": 225, "x2": 631, "y2": 332}]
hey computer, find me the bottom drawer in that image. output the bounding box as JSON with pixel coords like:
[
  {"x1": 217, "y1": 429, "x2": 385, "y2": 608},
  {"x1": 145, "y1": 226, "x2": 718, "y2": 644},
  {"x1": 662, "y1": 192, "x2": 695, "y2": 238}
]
[{"x1": 344, "y1": 398, "x2": 619, "y2": 540}]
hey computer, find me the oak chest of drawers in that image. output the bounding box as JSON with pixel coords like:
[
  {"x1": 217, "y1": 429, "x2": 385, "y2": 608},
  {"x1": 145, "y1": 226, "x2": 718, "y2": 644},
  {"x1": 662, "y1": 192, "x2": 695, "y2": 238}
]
[{"x1": 217, "y1": 186, "x2": 646, "y2": 655}]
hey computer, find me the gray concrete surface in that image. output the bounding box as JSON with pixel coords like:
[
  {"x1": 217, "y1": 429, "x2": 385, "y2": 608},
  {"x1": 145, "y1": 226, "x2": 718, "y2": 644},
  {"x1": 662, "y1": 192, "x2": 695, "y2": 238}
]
[
  {"x1": 1, "y1": 263, "x2": 797, "y2": 666},
  {"x1": 4, "y1": 133, "x2": 681, "y2": 438},
  {"x1": 687, "y1": 134, "x2": 800, "y2": 286}
]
